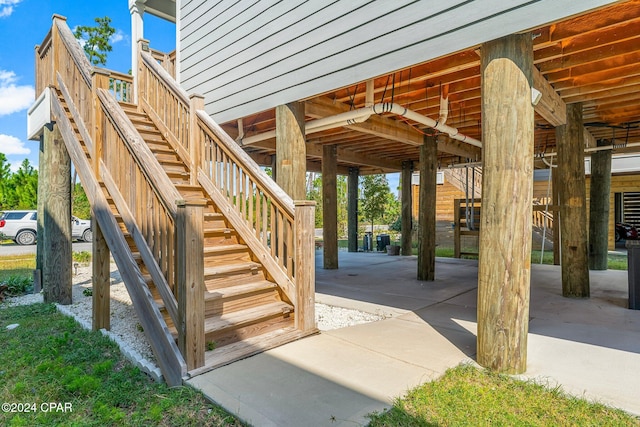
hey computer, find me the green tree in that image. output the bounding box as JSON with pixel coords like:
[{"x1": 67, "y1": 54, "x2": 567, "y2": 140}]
[
  {"x1": 73, "y1": 16, "x2": 115, "y2": 66},
  {"x1": 360, "y1": 174, "x2": 395, "y2": 235},
  {"x1": 72, "y1": 183, "x2": 91, "y2": 219},
  {"x1": 0, "y1": 153, "x2": 11, "y2": 209},
  {"x1": 7, "y1": 159, "x2": 38, "y2": 209}
]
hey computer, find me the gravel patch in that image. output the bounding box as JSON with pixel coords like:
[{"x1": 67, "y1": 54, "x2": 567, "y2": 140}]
[{"x1": 3, "y1": 263, "x2": 385, "y2": 378}]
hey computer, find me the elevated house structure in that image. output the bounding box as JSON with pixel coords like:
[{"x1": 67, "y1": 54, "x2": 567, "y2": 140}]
[{"x1": 30, "y1": 0, "x2": 640, "y2": 383}]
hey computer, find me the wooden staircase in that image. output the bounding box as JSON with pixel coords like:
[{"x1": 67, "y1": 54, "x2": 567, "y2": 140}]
[
  {"x1": 119, "y1": 103, "x2": 305, "y2": 373},
  {"x1": 36, "y1": 16, "x2": 316, "y2": 385}
]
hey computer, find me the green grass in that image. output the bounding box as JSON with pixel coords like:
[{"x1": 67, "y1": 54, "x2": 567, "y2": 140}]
[
  {"x1": 368, "y1": 364, "x2": 639, "y2": 427},
  {"x1": 0, "y1": 255, "x2": 35, "y2": 283},
  {"x1": 0, "y1": 303, "x2": 245, "y2": 427}
]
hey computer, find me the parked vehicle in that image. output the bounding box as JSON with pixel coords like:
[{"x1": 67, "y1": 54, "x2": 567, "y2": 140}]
[
  {"x1": 0, "y1": 210, "x2": 92, "y2": 245},
  {"x1": 615, "y1": 222, "x2": 638, "y2": 242}
]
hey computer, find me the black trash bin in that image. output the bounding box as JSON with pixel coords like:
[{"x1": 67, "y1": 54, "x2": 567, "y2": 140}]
[
  {"x1": 376, "y1": 234, "x2": 390, "y2": 252},
  {"x1": 363, "y1": 232, "x2": 373, "y2": 252},
  {"x1": 627, "y1": 240, "x2": 640, "y2": 310}
]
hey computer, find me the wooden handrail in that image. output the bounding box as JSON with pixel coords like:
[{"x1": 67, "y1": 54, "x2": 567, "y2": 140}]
[
  {"x1": 97, "y1": 88, "x2": 182, "y2": 217},
  {"x1": 53, "y1": 16, "x2": 92, "y2": 87},
  {"x1": 197, "y1": 110, "x2": 295, "y2": 218},
  {"x1": 51, "y1": 90, "x2": 186, "y2": 386}
]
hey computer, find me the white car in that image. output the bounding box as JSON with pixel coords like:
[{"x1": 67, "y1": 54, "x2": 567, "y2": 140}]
[{"x1": 0, "y1": 210, "x2": 92, "y2": 245}]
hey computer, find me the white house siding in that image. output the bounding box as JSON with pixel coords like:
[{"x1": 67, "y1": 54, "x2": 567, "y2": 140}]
[{"x1": 177, "y1": 0, "x2": 618, "y2": 124}]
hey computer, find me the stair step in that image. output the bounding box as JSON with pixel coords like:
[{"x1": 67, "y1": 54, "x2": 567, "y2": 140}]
[
  {"x1": 188, "y1": 327, "x2": 318, "y2": 377},
  {"x1": 206, "y1": 280, "x2": 277, "y2": 300},
  {"x1": 204, "y1": 227, "x2": 234, "y2": 236},
  {"x1": 204, "y1": 301, "x2": 292, "y2": 335},
  {"x1": 204, "y1": 243, "x2": 248, "y2": 255},
  {"x1": 204, "y1": 262, "x2": 261, "y2": 278}
]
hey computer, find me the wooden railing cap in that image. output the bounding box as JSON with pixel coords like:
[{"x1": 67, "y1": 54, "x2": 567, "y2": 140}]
[
  {"x1": 52, "y1": 14, "x2": 67, "y2": 21},
  {"x1": 294, "y1": 200, "x2": 317, "y2": 207},
  {"x1": 92, "y1": 68, "x2": 112, "y2": 76}
]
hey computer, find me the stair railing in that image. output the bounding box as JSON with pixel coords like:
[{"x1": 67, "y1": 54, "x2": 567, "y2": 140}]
[
  {"x1": 36, "y1": 15, "x2": 204, "y2": 380},
  {"x1": 136, "y1": 42, "x2": 316, "y2": 331}
]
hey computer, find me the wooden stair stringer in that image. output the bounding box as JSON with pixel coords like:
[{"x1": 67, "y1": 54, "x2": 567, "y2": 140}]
[{"x1": 50, "y1": 87, "x2": 186, "y2": 385}]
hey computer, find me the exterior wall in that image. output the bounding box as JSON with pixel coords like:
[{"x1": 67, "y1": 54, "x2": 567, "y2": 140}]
[
  {"x1": 412, "y1": 180, "x2": 465, "y2": 222},
  {"x1": 177, "y1": 0, "x2": 617, "y2": 123}
]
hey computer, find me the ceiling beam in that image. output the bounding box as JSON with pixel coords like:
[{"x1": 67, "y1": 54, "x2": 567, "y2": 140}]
[
  {"x1": 305, "y1": 97, "x2": 479, "y2": 159},
  {"x1": 533, "y1": 66, "x2": 567, "y2": 126}
]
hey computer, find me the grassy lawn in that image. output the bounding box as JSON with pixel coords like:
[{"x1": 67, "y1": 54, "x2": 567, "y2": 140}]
[
  {"x1": 0, "y1": 303, "x2": 245, "y2": 427},
  {"x1": 368, "y1": 364, "x2": 639, "y2": 427}
]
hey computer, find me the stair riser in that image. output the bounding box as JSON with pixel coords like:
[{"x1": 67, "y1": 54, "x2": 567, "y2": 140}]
[
  {"x1": 204, "y1": 251, "x2": 252, "y2": 268},
  {"x1": 205, "y1": 315, "x2": 294, "y2": 349},
  {"x1": 205, "y1": 290, "x2": 280, "y2": 317},
  {"x1": 204, "y1": 235, "x2": 240, "y2": 247},
  {"x1": 205, "y1": 270, "x2": 267, "y2": 289}
]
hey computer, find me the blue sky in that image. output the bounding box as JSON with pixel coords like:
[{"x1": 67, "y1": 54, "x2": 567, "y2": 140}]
[{"x1": 0, "y1": 0, "x2": 175, "y2": 172}]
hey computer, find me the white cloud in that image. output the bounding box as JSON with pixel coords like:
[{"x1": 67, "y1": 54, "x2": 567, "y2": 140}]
[
  {"x1": 0, "y1": 134, "x2": 30, "y2": 155},
  {"x1": 0, "y1": 0, "x2": 21, "y2": 18},
  {"x1": 110, "y1": 29, "x2": 126, "y2": 45},
  {"x1": 0, "y1": 70, "x2": 34, "y2": 116}
]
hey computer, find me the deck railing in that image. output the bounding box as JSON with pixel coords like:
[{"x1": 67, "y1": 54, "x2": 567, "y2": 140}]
[
  {"x1": 35, "y1": 15, "x2": 190, "y2": 384},
  {"x1": 136, "y1": 42, "x2": 315, "y2": 320}
]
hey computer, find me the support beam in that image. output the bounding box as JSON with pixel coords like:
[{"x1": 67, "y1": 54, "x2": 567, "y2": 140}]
[
  {"x1": 418, "y1": 135, "x2": 437, "y2": 281},
  {"x1": 322, "y1": 145, "x2": 338, "y2": 269},
  {"x1": 92, "y1": 220, "x2": 111, "y2": 330},
  {"x1": 306, "y1": 97, "x2": 480, "y2": 159},
  {"x1": 478, "y1": 33, "x2": 534, "y2": 374},
  {"x1": 276, "y1": 102, "x2": 306, "y2": 200},
  {"x1": 348, "y1": 167, "x2": 359, "y2": 252},
  {"x1": 589, "y1": 140, "x2": 612, "y2": 270},
  {"x1": 42, "y1": 122, "x2": 73, "y2": 305},
  {"x1": 557, "y1": 103, "x2": 590, "y2": 297},
  {"x1": 532, "y1": 66, "x2": 566, "y2": 126},
  {"x1": 401, "y1": 161, "x2": 413, "y2": 256}
]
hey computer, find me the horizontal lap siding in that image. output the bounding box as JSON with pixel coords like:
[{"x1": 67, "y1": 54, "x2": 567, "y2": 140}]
[{"x1": 178, "y1": 0, "x2": 618, "y2": 123}]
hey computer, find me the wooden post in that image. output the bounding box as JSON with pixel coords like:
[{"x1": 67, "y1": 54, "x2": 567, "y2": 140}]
[
  {"x1": 295, "y1": 200, "x2": 316, "y2": 332},
  {"x1": 454, "y1": 199, "x2": 461, "y2": 258},
  {"x1": 92, "y1": 220, "x2": 110, "y2": 330},
  {"x1": 557, "y1": 103, "x2": 590, "y2": 297},
  {"x1": 322, "y1": 145, "x2": 338, "y2": 269},
  {"x1": 137, "y1": 39, "x2": 150, "y2": 110},
  {"x1": 91, "y1": 70, "x2": 110, "y2": 172},
  {"x1": 401, "y1": 161, "x2": 413, "y2": 256},
  {"x1": 42, "y1": 122, "x2": 73, "y2": 305},
  {"x1": 477, "y1": 33, "x2": 534, "y2": 374},
  {"x1": 189, "y1": 94, "x2": 205, "y2": 185},
  {"x1": 35, "y1": 133, "x2": 47, "y2": 294},
  {"x1": 589, "y1": 140, "x2": 612, "y2": 270},
  {"x1": 176, "y1": 199, "x2": 206, "y2": 370},
  {"x1": 552, "y1": 167, "x2": 561, "y2": 265},
  {"x1": 418, "y1": 135, "x2": 437, "y2": 280},
  {"x1": 275, "y1": 102, "x2": 306, "y2": 200},
  {"x1": 347, "y1": 167, "x2": 359, "y2": 252}
]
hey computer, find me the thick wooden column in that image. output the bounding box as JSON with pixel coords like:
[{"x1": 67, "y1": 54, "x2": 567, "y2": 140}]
[
  {"x1": 35, "y1": 134, "x2": 46, "y2": 293},
  {"x1": 276, "y1": 102, "x2": 306, "y2": 200},
  {"x1": 348, "y1": 167, "x2": 359, "y2": 252},
  {"x1": 557, "y1": 103, "x2": 590, "y2": 297},
  {"x1": 322, "y1": 145, "x2": 338, "y2": 269},
  {"x1": 552, "y1": 167, "x2": 561, "y2": 265},
  {"x1": 42, "y1": 123, "x2": 73, "y2": 305},
  {"x1": 478, "y1": 33, "x2": 534, "y2": 374},
  {"x1": 589, "y1": 140, "x2": 612, "y2": 270},
  {"x1": 92, "y1": 221, "x2": 110, "y2": 330},
  {"x1": 418, "y1": 135, "x2": 437, "y2": 281},
  {"x1": 401, "y1": 161, "x2": 413, "y2": 256}
]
